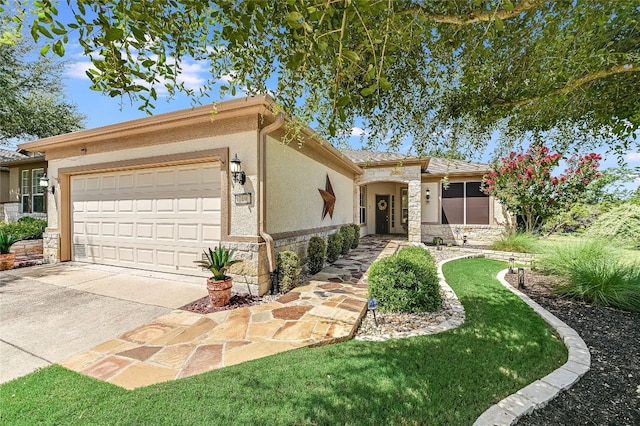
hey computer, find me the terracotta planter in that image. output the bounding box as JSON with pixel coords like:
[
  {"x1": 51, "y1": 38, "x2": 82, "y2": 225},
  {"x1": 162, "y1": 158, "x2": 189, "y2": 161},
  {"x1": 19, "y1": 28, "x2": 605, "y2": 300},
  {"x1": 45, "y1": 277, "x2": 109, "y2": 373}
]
[
  {"x1": 207, "y1": 276, "x2": 233, "y2": 307},
  {"x1": 0, "y1": 253, "x2": 16, "y2": 271}
]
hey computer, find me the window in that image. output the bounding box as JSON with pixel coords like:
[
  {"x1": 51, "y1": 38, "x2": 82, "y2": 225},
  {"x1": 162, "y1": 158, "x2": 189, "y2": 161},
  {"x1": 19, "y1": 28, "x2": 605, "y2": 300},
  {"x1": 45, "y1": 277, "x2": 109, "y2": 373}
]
[
  {"x1": 21, "y1": 168, "x2": 46, "y2": 214},
  {"x1": 359, "y1": 186, "x2": 367, "y2": 224},
  {"x1": 441, "y1": 181, "x2": 489, "y2": 225},
  {"x1": 401, "y1": 188, "x2": 409, "y2": 224}
]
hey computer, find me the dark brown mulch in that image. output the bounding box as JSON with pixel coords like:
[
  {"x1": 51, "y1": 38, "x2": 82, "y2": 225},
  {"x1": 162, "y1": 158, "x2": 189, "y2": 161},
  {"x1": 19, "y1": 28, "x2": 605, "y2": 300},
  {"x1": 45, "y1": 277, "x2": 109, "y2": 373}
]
[
  {"x1": 504, "y1": 270, "x2": 640, "y2": 426},
  {"x1": 180, "y1": 293, "x2": 266, "y2": 314}
]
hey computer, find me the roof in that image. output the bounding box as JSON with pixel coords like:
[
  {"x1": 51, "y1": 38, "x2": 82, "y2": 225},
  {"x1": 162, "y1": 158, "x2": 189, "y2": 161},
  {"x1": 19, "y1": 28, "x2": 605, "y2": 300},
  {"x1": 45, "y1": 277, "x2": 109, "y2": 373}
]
[
  {"x1": 342, "y1": 149, "x2": 429, "y2": 170},
  {"x1": 0, "y1": 149, "x2": 28, "y2": 162},
  {"x1": 425, "y1": 157, "x2": 488, "y2": 175},
  {"x1": 342, "y1": 149, "x2": 488, "y2": 175}
]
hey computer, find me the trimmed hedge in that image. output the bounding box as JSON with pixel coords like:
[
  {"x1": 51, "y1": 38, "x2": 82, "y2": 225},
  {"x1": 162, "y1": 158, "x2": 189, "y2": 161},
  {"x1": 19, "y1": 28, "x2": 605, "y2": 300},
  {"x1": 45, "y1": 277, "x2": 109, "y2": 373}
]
[
  {"x1": 350, "y1": 223, "x2": 360, "y2": 249},
  {"x1": 368, "y1": 246, "x2": 441, "y2": 313},
  {"x1": 0, "y1": 218, "x2": 47, "y2": 241},
  {"x1": 277, "y1": 250, "x2": 301, "y2": 293},
  {"x1": 307, "y1": 236, "x2": 327, "y2": 275},
  {"x1": 327, "y1": 232, "x2": 343, "y2": 263},
  {"x1": 340, "y1": 225, "x2": 355, "y2": 255}
]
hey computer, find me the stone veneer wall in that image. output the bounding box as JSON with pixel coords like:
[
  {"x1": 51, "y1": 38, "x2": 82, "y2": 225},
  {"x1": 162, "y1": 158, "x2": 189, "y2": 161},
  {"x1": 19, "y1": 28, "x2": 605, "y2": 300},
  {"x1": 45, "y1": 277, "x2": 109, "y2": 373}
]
[
  {"x1": 433, "y1": 246, "x2": 534, "y2": 264},
  {"x1": 273, "y1": 225, "x2": 345, "y2": 270},
  {"x1": 224, "y1": 241, "x2": 271, "y2": 296},
  {"x1": 42, "y1": 231, "x2": 60, "y2": 263},
  {"x1": 421, "y1": 224, "x2": 509, "y2": 246}
]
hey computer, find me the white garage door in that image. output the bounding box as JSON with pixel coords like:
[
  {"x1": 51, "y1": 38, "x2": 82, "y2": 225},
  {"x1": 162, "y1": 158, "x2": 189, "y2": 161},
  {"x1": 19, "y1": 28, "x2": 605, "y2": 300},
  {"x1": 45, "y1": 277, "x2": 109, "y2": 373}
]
[{"x1": 71, "y1": 162, "x2": 221, "y2": 276}]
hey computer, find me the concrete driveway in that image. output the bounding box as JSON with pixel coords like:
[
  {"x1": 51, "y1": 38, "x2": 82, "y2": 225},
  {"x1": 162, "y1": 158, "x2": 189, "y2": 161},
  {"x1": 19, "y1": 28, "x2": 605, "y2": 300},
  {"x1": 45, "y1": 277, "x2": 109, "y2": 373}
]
[{"x1": 0, "y1": 262, "x2": 207, "y2": 384}]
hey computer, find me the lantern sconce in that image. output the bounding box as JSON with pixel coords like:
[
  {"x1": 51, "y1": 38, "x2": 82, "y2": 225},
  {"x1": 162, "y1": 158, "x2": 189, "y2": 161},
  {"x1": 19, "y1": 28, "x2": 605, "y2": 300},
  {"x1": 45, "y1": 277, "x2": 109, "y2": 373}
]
[
  {"x1": 509, "y1": 257, "x2": 515, "y2": 274},
  {"x1": 230, "y1": 153, "x2": 246, "y2": 185},
  {"x1": 425, "y1": 188, "x2": 431, "y2": 203},
  {"x1": 39, "y1": 174, "x2": 54, "y2": 194}
]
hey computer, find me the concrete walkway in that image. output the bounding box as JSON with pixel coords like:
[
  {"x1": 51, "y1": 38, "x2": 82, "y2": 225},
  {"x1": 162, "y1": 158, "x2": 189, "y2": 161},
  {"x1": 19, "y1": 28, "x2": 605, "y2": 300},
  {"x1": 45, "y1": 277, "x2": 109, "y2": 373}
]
[
  {"x1": 0, "y1": 262, "x2": 207, "y2": 384},
  {"x1": 57, "y1": 237, "x2": 402, "y2": 389}
]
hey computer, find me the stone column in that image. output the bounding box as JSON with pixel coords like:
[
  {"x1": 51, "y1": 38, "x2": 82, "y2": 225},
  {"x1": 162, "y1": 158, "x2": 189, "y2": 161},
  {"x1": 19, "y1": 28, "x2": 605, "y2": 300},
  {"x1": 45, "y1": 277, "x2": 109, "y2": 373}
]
[
  {"x1": 42, "y1": 231, "x2": 60, "y2": 263},
  {"x1": 407, "y1": 180, "x2": 422, "y2": 243}
]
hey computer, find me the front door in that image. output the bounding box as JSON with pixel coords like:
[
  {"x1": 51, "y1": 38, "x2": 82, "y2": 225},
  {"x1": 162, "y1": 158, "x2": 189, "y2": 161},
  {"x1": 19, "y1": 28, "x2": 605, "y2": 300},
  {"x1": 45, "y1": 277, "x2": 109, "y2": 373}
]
[{"x1": 375, "y1": 195, "x2": 390, "y2": 234}]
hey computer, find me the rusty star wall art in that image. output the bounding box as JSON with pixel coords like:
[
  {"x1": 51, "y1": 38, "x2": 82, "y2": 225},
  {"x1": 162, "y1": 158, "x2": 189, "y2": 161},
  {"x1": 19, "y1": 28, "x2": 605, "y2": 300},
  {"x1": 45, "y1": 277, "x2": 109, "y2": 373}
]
[{"x1": 318, "y1": 174, "x2": 336, "y2": 219}]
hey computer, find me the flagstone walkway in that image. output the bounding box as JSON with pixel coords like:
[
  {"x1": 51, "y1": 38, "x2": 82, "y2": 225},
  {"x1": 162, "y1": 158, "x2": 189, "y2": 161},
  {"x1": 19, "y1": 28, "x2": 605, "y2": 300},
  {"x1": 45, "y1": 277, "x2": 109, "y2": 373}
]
[{"x1": 60, "y1": 237, "x2": 405, "y2": 389}]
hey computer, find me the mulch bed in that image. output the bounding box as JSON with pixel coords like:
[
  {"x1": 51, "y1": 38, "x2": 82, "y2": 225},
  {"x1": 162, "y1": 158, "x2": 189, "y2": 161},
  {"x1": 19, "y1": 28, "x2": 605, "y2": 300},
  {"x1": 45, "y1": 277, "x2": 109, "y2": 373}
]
[
  {"x1": 180, "y1": 293, "x2": 267, "y2": 314},
  {"x1": 504, "y1": 270, "x2": 640, "y2": 425}
]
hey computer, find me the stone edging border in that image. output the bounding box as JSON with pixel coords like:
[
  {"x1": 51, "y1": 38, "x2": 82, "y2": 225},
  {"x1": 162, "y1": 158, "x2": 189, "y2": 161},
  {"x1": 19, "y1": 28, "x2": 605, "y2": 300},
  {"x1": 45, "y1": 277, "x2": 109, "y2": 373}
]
[{"x1": 474, "y1": 269, "x2": 591, "y2": 426}]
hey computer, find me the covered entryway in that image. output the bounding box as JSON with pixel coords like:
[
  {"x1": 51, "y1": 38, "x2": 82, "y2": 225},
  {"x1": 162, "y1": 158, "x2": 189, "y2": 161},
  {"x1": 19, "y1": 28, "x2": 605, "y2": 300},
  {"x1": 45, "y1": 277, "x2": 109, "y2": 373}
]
[{"x1": 70, "y1": 162, "x2": 221, "y2": 276}]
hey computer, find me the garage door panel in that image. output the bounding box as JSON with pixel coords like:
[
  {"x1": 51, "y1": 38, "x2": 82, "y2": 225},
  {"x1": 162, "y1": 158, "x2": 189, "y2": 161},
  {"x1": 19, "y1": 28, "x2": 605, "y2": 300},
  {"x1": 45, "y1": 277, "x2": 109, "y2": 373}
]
[{"x1": 72, "y1": 162, "x2": 220, "y2": 276}]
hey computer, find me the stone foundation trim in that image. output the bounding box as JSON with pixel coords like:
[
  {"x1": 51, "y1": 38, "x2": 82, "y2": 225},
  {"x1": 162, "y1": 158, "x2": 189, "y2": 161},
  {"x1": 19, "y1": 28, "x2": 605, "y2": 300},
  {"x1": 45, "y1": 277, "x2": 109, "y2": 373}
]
[{"x1": 473, "y1": 269, "x2": 590, "y2": 426}]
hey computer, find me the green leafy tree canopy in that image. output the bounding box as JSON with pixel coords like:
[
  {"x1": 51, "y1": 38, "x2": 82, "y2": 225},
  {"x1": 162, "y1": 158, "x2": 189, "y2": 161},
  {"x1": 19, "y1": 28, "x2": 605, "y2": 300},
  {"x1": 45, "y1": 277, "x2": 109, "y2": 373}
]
[{"x1": 2, "y1": 0, "x2": 638, "y2": 155}]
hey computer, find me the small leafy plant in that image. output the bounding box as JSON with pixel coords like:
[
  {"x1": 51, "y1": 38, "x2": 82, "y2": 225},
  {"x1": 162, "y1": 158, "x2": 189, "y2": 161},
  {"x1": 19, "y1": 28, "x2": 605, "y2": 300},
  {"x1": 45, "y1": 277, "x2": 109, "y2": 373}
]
[
  {"x1": 327, "y1": 232, "x2": 343, "y2": 263},
  {"x1": 194, "y1": 244, "x2": 242, "y2": 280},
  {"x1": 340, "y1": 225, "x2": 355, "y2": 255},
  {"x1": 350, "y1": 223, "x2": 360, "y2": 249},
  {"x1": 307, "y1": 236, "x2": 327, "y2": 275},
  {"x1": 368, "y1": 246, "x2": 441, "y2": 313},
  {"x1": 278, "y1": 250, "x2": 301, "y2": 293},
  {"x1": 0, "y1": 231, "x2": 19, "y2": 255}
]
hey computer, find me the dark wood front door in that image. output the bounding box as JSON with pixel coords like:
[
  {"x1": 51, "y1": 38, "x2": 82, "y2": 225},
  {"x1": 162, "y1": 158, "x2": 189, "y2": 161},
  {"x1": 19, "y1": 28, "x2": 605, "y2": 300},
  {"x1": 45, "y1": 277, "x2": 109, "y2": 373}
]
[{"x1": 375, "y1": 195, "x2": 390, "y2": 234}]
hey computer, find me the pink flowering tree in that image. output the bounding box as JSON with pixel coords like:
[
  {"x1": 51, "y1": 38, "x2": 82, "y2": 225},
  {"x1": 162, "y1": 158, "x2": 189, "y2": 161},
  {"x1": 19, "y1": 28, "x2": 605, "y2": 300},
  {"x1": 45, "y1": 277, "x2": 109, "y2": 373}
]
[{"x1": 483, "y1": 145, "x2": 602, "y2": 233}]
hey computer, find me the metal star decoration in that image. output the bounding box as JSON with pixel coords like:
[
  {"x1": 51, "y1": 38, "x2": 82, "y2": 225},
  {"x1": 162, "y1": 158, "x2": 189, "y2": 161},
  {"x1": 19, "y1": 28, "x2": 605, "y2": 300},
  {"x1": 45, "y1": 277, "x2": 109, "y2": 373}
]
[{"x1": 318, "y1": 174, "x2": 336, "y2": 219}]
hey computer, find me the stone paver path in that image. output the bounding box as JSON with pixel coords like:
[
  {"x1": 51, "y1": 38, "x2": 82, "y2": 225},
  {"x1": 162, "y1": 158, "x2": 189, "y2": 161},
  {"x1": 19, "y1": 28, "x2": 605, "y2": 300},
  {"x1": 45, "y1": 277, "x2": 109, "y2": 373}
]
[{"x1": 60, "y1": 237, "x2": 403, "y2": 389}]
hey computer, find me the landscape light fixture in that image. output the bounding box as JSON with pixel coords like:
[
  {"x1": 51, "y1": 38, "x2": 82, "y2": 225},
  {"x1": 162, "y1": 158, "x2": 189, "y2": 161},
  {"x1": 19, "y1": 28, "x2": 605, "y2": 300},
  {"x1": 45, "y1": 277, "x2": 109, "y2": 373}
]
[
  {"x1": 509, "y1": 257, "x2": 515, "y2": 274},
  {"x1": 518, "y1": 268, "x2": 525, "y2": 289},
  {"x1": 39, "y1": 174, "x2": 54, "y2": 194},
  {"x1": 463, "y1": 234, "x2": 468, "y2": 246},
  {"x1": 230, "y1": 153, "x2": 246, "y2": 185}
]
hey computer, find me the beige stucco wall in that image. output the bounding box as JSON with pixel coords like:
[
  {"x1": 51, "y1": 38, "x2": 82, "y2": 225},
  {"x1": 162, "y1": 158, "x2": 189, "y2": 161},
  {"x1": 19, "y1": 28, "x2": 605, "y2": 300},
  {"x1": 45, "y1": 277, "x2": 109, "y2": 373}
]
[
  {"x1": 421, "y1": 182, "x2": 439, "y2": 223},
  {"x1": 265, "y1": 136, "x2": 354, "y2": 234},
  {"x1": 8, "y1": 167, "x2": 20, "y2": 202},
  {"x1": 0, "y1": 169, "x2": 9, "y2": 203},
  {"x1": 46, "y1": 130, "x2": 259, "y2": 236}
]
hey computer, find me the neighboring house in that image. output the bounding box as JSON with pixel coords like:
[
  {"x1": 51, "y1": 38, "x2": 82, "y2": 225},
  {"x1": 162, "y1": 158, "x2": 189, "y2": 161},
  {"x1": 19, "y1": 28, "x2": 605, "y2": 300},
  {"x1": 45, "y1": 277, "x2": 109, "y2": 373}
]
[
  {"x1": 19, "y1": 95, "x2": 511, "y2": 295},
  {"x1": 0, "y1": 149, "x2": 48, "y2": 222}
]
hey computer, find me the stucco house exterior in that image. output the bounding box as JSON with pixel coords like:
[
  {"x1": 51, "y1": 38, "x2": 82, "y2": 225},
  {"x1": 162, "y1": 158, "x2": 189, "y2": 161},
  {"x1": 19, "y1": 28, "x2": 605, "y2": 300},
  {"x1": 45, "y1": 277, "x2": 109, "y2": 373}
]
[
  {"x1": 19, "y1": 95, "x2": 511, "y2": 295},
  {"x1": 0, "y1": 149, "x2": 48, "y2": 222}
]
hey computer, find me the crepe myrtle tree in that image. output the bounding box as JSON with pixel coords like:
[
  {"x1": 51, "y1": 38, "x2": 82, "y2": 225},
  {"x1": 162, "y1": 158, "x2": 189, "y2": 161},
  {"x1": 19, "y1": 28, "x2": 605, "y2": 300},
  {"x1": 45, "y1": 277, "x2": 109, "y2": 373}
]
[{"x1": 483, "y1": 145, "x2": 602, "y2": 233}]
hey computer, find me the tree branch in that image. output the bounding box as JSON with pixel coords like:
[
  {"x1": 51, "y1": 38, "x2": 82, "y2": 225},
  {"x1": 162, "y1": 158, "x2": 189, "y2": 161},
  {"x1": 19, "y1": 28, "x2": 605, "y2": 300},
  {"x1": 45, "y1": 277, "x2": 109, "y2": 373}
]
[
  {"x1": 404, "y1": 0, "x2": 547, "y2": 25},
  {"x1": 498, "y1": 64, "x2": 640, "y2": 108}
]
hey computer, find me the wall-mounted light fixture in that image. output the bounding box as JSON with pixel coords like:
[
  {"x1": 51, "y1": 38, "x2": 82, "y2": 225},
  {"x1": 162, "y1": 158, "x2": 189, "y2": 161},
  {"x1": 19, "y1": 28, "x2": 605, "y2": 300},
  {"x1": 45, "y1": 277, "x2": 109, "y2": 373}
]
[
  {"x1": 230, "y1": 153, "x2": 246, "y2": 185},
  {"x1": 425, "y1": 188, "x2": 431, "y2": 203},
  {"x1": 39, "y1": 174, "x2": 55, "y2": 194}
]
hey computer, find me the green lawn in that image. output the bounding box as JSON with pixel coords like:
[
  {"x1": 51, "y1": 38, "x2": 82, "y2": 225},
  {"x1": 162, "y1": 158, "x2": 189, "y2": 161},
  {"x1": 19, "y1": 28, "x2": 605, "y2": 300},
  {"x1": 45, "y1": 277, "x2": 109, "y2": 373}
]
[{"x1": 0, "y1": 259, "x2": 566, "y2": 425}]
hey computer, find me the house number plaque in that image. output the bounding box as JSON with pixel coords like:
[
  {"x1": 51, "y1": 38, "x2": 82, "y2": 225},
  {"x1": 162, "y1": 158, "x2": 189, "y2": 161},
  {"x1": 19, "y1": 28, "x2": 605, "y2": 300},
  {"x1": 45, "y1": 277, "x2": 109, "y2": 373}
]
[{"x1": 234, "y1": 192, "x2": 252, "y2": 205}]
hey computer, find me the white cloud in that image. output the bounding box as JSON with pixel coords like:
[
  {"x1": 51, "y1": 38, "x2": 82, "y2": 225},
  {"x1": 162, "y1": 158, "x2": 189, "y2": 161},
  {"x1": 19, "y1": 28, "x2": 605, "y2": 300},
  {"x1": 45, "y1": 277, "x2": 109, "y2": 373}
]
[
  {"x1": 66, "y1": 61, "x2": 95, "y2": 79},
  {"x1": 625, "y1": 152, "x2": 640, "y2": 162},
  {"x1": 351, "y1": 127, "x2": 366, "y2": 136}
]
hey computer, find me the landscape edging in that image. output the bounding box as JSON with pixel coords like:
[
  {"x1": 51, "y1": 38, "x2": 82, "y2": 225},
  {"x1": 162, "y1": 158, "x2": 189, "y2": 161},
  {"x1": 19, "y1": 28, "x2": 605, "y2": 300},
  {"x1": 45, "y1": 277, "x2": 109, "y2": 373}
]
[{"x1": 473, "y1": 269, "x2": 591, "y2": 426}]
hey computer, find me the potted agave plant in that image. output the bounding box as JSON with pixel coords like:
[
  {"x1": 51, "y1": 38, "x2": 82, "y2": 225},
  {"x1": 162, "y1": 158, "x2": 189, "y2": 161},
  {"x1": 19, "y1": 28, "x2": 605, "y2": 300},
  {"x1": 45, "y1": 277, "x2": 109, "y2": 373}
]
[
  {"x1": 194, "y1": 244, "x2": 242, "y2": 307},
  {"x1": 0, "y1": 231, "x2": 19, "y2": 271}
]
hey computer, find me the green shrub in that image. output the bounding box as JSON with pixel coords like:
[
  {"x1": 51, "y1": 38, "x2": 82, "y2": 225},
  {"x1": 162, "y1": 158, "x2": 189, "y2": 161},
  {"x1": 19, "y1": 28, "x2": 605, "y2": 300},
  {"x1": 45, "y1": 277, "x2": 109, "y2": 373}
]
[
  {"x1": 537, "y1": 239, "x2": 640, "y2": 312},
  {"x1": 340, "y1": 225, "x2": 354, "y2": 255},
  {"x1": 586, "y1": 203, "x2": 640, "y2": 249},
  {"x1": 368, "y1": 246, "x2": 441, "y2": 313},
  {"x1": 0, "y1": 218, "x2": 47, "y2": 240},
  {"x1": 306, "y1": 236, "x2": 327, "y2": 275},
  {"x1": 326, "y1": 232, "x2": 343, "y2": 263},
  {"x1": 277, "y1": 250, "x2": 301, "y2": 293},
  {"x1": 489, "y1": 232, "x2": 538, "y2": 253},
  {"x1": 350, "y1": 223, "x2": 360, "y2": 249}
]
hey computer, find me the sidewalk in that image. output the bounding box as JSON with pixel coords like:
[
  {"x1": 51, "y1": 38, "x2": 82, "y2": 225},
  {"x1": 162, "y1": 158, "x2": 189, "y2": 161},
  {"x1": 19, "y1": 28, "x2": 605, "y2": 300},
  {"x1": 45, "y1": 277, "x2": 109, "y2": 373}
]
[{"x1": 60, "y1": 237, "x2": 404, "y2": 389}]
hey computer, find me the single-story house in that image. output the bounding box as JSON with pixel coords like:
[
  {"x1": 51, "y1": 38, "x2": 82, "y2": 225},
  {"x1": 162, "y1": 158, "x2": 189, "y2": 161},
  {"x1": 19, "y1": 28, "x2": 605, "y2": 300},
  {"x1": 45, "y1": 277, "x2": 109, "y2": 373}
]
[
  {"x1": 0, "y1": 149, "x2": 48, "y2": 222},
  {"x1": 19, "y1": 95, "x2": 511, "y2": 295}
]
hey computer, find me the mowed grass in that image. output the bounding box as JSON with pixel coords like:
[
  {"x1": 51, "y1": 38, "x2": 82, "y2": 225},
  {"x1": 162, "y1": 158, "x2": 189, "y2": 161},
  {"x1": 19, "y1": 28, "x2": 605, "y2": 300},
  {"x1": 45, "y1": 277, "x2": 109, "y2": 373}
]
[{"x1": 0, "y1": 259, "x2": 566, "y2": 425}]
